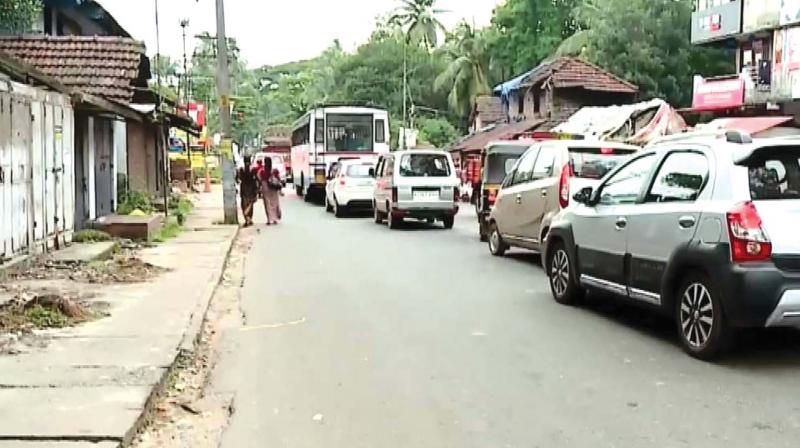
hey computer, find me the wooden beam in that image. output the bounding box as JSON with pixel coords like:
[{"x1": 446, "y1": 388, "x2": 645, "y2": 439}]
[{"x1": 72, "y1": 92, "x2": 143, "y2": 122}]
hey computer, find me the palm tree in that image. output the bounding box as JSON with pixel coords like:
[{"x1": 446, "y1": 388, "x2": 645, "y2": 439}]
[
  {"x1": 435, "y1": 23, "x2": 490, "y2": 118},
  {"x1": 390, "y1": 0, "x2": 446, "y2": 147}
]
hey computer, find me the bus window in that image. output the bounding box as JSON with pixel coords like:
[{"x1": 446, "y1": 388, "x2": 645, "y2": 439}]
[
  {"x1": 315, "y1": 119, "x2": 325, "y2": 143},
  {"x1": 375, "y1": 119, "x2": 386, "y2": 143},
  {"x1": 326, "y1": 114, "x2": 374, "y2": 152}
]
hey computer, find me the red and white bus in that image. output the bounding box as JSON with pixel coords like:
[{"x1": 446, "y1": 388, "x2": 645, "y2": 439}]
[{"x1": 291, "y1": 105, "x2": 390, "y2": 201}]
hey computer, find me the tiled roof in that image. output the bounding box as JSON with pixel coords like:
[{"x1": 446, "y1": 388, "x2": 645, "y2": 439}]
[
  {"x1": 0, "y1": 36, "x2": 147, "y2": 104},
  {"x1": 450, "y1": 119, "x2": 551, "y2": 153},
  {"x1": 523, "y1": 57, "x2": 638, "y2": 94},
  {"x1": 473, "y1": 95, "x2": 505, "y2": 124}
]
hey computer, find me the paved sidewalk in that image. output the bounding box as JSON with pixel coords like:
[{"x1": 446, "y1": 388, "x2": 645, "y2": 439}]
[{"x1": 0, "y1": 189, "x2": 237, "y2": 447}]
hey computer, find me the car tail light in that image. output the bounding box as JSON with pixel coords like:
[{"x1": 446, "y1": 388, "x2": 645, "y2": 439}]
[
  {"x1": 339, "y1": 176, "x2": 347, "y2": 186},
  {"x1": 454, "y1": 187, "x2": 460, "y2": 201},
  {"x1": 392, "y1": 187, "x2": 398, "y2": 202},
  {"x1": 559, "y1": 162, "x2": 572, "y2": 209},
  {"x1": 487, "y1": 189, "x2": 497, "y2": 206},
  {"x1": 726, "y1": 201, "x2": 772, "y2": 262}
]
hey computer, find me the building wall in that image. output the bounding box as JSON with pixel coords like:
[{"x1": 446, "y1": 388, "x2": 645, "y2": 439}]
[
  {"x1": 94, "y1": 118, "x2": 115, "y2": 217},
  {"x1": 126, "y1": 120, "x2": 161, "y2": 196},
  {"x1": 551, "y1": 89, "x2": 637, "y2": 123}
]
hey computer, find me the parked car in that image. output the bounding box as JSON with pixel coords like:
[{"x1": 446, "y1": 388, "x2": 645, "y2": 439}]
[
  {"x1": 325, "y1": 160, "x2": 377, "y2": 217},
  {"x1": 544, "y1": 131, "x2": 800, "y2": 359},
  {"x1": 253, "y1": 152, "x2": 287, "y2": 186},
  {"x1": 476, "y1": 141, "x2": 533, "y2": 241},
  {"x1": 372, "y1": 150, "x2": 460, "y2": 229},
  {"x1": 487, "y1": 140, "x2": 640, "y2": 256}
]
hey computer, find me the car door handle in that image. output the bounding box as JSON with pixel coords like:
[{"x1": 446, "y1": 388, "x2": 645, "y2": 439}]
[
  {"x1": 516, "y1": 194, "x2": 522, "y2": 204},
  {"x1": 678, "y1": 216, "x2": 697, "y2": 229},
  {"x1": 615, "y1": 217, "x2": 627, "y2": 230},
  {"x1": 541, "y1": 188, "x2": 548, "y2": 197}
]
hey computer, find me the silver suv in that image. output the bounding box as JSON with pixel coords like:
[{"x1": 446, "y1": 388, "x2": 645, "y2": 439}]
[
  {"x1": 544, "y1": 131, "x2": 800, "y2": 359},
  {"x1": 488, "y1": 140, "x2": 639, "y2": 256}
]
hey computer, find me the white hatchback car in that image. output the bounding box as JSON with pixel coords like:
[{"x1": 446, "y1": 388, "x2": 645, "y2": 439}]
[
  {"x1": 372, "y1": 150, "x2": 460, "y2": 229},
  {"x1": 325, "y1": 160, "x2": 377, "y2": 217}
]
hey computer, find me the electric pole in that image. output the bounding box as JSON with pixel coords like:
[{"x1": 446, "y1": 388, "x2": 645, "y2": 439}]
[{"x1": 215, "y1": 0, "x2": 238, "y2": 224}]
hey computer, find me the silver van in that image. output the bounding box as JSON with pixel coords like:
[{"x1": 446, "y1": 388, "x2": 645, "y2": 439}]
[{"x1": 372, "y1": 150, "x2": 460, "y2": 229}]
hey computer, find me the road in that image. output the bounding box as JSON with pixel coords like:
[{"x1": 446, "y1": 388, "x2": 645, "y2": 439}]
[{"x1": 212, "y1": 192, "x2": 800, "y2": 448}]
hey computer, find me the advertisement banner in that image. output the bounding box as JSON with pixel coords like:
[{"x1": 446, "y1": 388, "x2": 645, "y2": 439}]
[
  {"x1": 782, "y1": 0, "x2": 800, "y2": 25},
  {"x1": 772, "y1": 27, "x2": 800, "y2": 98},
  {"x1": 692, "y1": 76, "x2": 745, "y2": 111},
  {"x1": 744, "y1": 0, "x2": 781, "y2": 32}
]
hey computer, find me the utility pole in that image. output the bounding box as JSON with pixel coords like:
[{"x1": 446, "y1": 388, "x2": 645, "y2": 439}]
[
  {"x1": 401, "y1": 40, "x2": 407, "y2": 150},
  {"x1": 215, "y1": 0, "x2": 238, "y2": 224}
]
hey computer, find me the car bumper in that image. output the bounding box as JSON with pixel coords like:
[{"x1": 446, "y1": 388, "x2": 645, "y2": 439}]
[
  {"x1": 717, "y1": 262, "x2": 800, "y2": 328},
  {"x1": 335, "y1": 189, "x2": 374, "y2": 207},
  {"x1": 391, "y1": 203, "x2": 459, "y2": 219}
]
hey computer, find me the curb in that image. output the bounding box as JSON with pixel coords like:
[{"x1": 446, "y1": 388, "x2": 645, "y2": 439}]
[{"x1": 121, "y1": 224, "x2": 240, "y2": 447}]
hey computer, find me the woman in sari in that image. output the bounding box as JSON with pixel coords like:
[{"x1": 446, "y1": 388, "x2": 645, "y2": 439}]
[
  {"x1": 262, "y1": 168, "x2": 284, "y2": 225},
  {"x1": 236, "y1": 155, "x2": 258, "y2": 227}
]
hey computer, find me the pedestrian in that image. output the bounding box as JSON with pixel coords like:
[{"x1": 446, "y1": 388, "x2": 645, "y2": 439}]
[
  {"x1": 262, "y1": 168, "x2": 284, "y2": 225},
  {"x1": 236, "y1": 155, "x2": 259, "y2": 227}
]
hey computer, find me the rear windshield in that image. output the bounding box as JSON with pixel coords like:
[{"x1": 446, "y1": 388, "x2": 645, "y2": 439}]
[
  {"x1": 399, "y1": 154, "x2": 451, "y2": 177},
  {"x1": 745, "y1": 148, "x2": 800, "y2": 200},
  {"x1": 485, "y1": 153, "x2": 520, "y2": 183},
  {"x1": 345, "y1": 164, "x2": 374, "y2": 178},
  {"x1": 569, "y1": 147, "x2": 635, "y2": 179}
]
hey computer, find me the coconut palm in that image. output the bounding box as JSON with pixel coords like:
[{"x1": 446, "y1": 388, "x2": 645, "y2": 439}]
[
  {"x1": 390, "y1": 0, "x2": 446, "y2": 147},
  {"x1": 435, "y1": 23, "x2": 490, "y2": 118}
]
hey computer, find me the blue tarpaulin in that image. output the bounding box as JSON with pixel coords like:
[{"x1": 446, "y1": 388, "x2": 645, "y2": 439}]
[{"x1": 493, "y1": 70, "x2": 533, "y2": 98}]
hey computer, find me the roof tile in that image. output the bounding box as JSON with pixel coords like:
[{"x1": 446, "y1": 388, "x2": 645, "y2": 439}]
[{"x1": 522, "y1": 57, "x2": 638, "y2": 94}]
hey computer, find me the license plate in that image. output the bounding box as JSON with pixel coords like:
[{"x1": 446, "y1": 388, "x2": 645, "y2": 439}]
[{"x1": 414, "y1": 190, "x2": 440, "y2": 201}]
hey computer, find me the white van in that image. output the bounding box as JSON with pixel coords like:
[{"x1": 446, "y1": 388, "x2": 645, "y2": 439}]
[{"x1": 372, "y1": 150, "x2": 460, "y2": 229}]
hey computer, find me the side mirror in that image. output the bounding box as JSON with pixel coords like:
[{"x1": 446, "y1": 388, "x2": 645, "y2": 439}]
[
  {"x1": 573, "y1": 186, "x2": 594, "y2": 205},
  {"x1": 368, "y1": 168, "x2": 376, "y2": 178}
]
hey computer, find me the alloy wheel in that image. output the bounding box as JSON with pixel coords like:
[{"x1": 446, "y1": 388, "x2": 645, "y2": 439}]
[
  {"x1": 490, "y1": 229, "x2": 501, "y2": 253},
  {"x1": 680, "y1": 282, "x2": 714, "y2": 349},
  {"x1": 550, "y1": 249, "x2": 570, "y2": 298}
]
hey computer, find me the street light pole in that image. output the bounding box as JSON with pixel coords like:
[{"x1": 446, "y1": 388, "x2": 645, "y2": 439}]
[{"x1": 215, "y1": 0, "x2": 238, "y2": 224}]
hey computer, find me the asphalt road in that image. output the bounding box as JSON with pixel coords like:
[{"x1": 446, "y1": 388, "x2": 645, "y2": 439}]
[{"x1": 213, "y1": 192, "x2": 800, "y2": 448}]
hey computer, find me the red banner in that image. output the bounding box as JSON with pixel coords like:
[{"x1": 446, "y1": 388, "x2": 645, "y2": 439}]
[
  {"x1": 188, "y1": 102, "x2": 206, "y2": 128},
  {"x1": 692, "y1": 77, "x2": 745, "y2": 111}
]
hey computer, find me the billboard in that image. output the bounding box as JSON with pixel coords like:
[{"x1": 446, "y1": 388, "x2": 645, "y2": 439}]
[
  {"x1": 691, "y1": 1, "x2": 743, "y2": 43},
  {"x1": 782, "y1": 0, "x2": 800, "y2": 25},
  {"x1": 692, "y1": 76, "x2": 745, "y2": 111},
  {"x1": 744, "y1": 0, "x2": 781, "y2": 32}
]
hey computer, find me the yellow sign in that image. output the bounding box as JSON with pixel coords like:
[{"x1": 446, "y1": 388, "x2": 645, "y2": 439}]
[{"x1": 220, "y1": 138, "x2": 233, "y2": 159}]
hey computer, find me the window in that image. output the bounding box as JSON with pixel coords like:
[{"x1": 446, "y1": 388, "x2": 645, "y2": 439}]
[
  {"x1": 375, "y1": 119, "x2": 386, "y2": 143},
  {"x1": 291, "y1": 122, "x2": 309, "y2": 146},
  {"x1": 569, "y1": 147, "x2": 636, "y2": 179},
  {"x1": 326, "y1": 114, "x2": 374, "y2": 152},
  {"x1": 745, "y1": 148, "x2": 800, "y2": 200},
  {"x1": 647, "y1": 152, "x2": 709, "y2": 203},
  {"x1": 485, "y1": 153, "x2": 521, "y2": 184},
  {"x1": 327, "y1": 163, "x2": 340, "y2": 179},
  {"x1": 399, "y1": 153, "x2": 451, "y2": 177},
  {"x1": 598, "y1": 154, "x2": 657, "y2": 206},
  {"x1": 315, "y1": 119, "x2": 325, "y2": 144},
  {"x1": 375, "y1": 159, "x2": 385, "y2": 176},
  {"x1": 384, "y1": 157, "x2": 395, "y2": 177},
  {"x1": 531, "y1": 145, "x2": 557, "y2": 180},
  {"x1": 346, "y1": 164, "x2": 375, "y2": 178},
  {"x1": 512, "y1": 148, "x2": 540, "y2": 185}
]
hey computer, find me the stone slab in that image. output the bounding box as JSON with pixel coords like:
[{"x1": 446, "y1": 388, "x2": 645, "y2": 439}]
[{"x1": 49, "y1": 242, "x2": 117, "y2": 263}]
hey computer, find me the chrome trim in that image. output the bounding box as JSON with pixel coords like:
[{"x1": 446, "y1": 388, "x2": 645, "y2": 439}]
[
  {"x1": 630, "y1": 287, "x2": 661, "y2": 305},
  {"x1": 580, "y1": 275, "x2": 627, "y2": 295},
  {"x1": 765, "y1": 290, "x2": 800, "y2": 328}
]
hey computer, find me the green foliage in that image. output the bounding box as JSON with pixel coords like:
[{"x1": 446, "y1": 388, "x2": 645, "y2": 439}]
[
  {"x1": 418, "y1": 117, "x2": 459, "y2": 148},
  {"x1": 25, "y1": 305, "x2": 69, "y2": 329},
  {"x1": 390, "y1": 0, "x2": 447, "y2": 48},
  {"x1": 117, "y1": 191, "x2": 154, "y2": 216},
  {"x1": 575, "y1": 0, "x2": 734, "y2": 107},
  {"x1": 436, "y1": 22, "x2": 491, "y2": 118},
  {"x1": 0, "y1": 0, "x2": 42, "y2": 33},
  {"x1": 152, "y1": 218, "x2": 182, "y2": 243},
  {"x1": 169, "y1": 197, "x2": 193, "y2": 226},
  {"x1": 72, "y1": 230, "x2": 112, "y2": 243}
]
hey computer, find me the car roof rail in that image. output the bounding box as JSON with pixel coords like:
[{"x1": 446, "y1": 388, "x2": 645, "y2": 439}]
[{"x1": 647, "y1": 129, "x2": 753, "y2": 146}]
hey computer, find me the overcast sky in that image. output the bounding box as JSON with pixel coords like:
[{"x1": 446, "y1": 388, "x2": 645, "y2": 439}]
[{"x1": 98, "y1": 0, "x2": 503, "y2": 68}]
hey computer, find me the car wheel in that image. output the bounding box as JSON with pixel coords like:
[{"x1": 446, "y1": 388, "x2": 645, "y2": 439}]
[
  {"x1": 442, "y1": 216, "x2": 454, "y2": 229},
  {"x1": 334, "y1": 196, "x2": 345, "y2": 218},
  {"x1": 675, "y1": 274, "x2": 733, "y2": 360},
  {"x1": 547, "y1": 241, "x2": 583, "y2": 305},
  {"x1": 325, "y1": 194, "x2": 333, "y2": 213},
  {"x1": 488, "y1": 223, "x2": 508, "y2": 256},
  {"x1": 373, "y1": 202, "x2": 383, "y2": 224},
  {"x1": 387, "y1": 208, "x2": 401, "y2": 230}
]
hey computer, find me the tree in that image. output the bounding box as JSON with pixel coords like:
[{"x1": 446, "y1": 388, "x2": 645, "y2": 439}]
[
  {"x1": 487, "y1": 0, "x2": 580, "y2": 79},
  {"x1": 0, "y1": 0, "x2": 42, "y2": 33},
  {"x1": 574, "y1": 0, "x2": 734, "y2": 107},
  {"x1": 389, "y1": 0, "x2": 447, "y2": 48},
  {"x1": 418, "y1": 117, "x2": 458, "y2": 148},
  {"x1": 435, "y1": 22, "x2": 490, "y2": 118}
]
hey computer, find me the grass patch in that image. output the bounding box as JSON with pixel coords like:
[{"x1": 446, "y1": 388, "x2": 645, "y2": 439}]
[
  {"x1": 25, "y1": 305, "x2": 70, "y2": 328},
  {"x1": 118, "y1": 191, "x2": 155, "y2": 215},
  {"x1": 169, "y1": 197, "x2": 194, "y2": 226},
  {"x1": 152, "y1": 217, "x2": 182, "y2": 243},
  {"x1": 72, "y1": 229, "x2": 112, "y2": 243}
]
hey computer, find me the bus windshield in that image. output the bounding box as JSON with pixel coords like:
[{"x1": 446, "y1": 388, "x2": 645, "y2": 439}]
[{"x1": 326, "y1": 114, "x2": 374, "y2": 152}]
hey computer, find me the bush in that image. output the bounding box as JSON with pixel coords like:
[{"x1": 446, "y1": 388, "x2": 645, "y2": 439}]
[
  {"x1": 117, "y1": 191, "x2": 154, "y2": 215},
  {"x1": 418, "y1": 117, "x2": 460, "y2": 149},
  {"x1": 72, "y1": 230, "x2": 112, "y2": 243}
]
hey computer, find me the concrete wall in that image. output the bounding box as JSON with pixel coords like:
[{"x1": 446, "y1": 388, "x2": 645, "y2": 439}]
[{"x1": 126, "y1": 120, "x2": 162, "y2": 197}]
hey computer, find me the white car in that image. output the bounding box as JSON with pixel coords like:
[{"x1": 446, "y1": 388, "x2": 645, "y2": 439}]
[
  {"x1": 325, "y1": 160, "x2": 377, "y2": 217},
  {"x1": 253, "y1": 152, "x2": 287, "y2": 185}
]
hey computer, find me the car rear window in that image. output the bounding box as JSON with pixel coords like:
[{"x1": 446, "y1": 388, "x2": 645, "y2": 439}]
[
  {"x1": 569, "y1": 147, "x2": 635, "y2": 179},
  {"x1": 485, "y1": 153, "x2": 520, "y2": 184},
  {"x1": 745, "y1": 147, "x2": 800, "y2": 200},
  {"x1": 399, "y1": 154, "x2": 451, "y2": 177},
  {"x1": 345, "y1": 164, "x2": 374, "y2": 178}
]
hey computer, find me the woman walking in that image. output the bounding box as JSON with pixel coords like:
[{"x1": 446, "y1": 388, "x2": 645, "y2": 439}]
[
  {"x1": 236, "y1": 155, "x2": 258, "y2": 227},
  {"x1": 262, "y1": 168, "x2": 284, "y2": 225}
]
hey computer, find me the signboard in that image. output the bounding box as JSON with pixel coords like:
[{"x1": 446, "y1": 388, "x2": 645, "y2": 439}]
[
  {"x1": 188, "y1": 102, "x2": 206, "y2": 128},
  {"x1": 781, "y1": 0, "x2": 800, "y2": 25},
  {"x1": 744, "y1": 0, "x2": 780, "y2": 33},
  {"x1": 772, "y1": 27, "x2": 800, "y2": 98},
  {"x1": 691, "y1": 0, "x2": 743, "y2": 43},
  {"x1": 692, "y1": 76, "x2": 745, "y2": 110}
]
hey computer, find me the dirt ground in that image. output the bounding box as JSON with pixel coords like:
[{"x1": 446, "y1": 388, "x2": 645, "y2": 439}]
[{"x1": 129, "y1": 231, "x2": 253, "y2": 448}]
